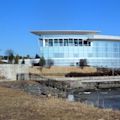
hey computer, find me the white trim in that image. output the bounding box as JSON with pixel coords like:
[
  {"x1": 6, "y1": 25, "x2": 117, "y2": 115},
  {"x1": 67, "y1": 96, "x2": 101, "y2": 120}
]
[
  {"x1": 90, "y1": 35, "x2": 120, "y2": 41},
  {"x1": 31, "y1": 30, "x2": 99, "y2": 36}
]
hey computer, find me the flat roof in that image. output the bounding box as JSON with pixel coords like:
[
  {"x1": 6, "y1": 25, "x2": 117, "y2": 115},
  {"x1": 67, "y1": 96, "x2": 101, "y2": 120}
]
[{"x1": 31, "y1": 30, "x2": 100, "y2": 36}]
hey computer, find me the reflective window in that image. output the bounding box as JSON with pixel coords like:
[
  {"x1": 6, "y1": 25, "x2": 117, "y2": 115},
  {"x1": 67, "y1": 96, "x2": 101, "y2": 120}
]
[
  {"x1": 45, "y1": 39, "x2": 49, "y2": 46},
  {"x1": 73, "y1": 53, "x2": 79, "y2": 57},
  {"x1": 49, "y1": 39, "x2": 53, "y2": 46},
  {"x1": 59, "y1": 39, "x2": 63, "y2": 46},
  {"x1": 54, "y1": 39, "x2": 58, "y2": 46},
  {"x1": 74, "y1": 39, "x2": 78, "y2": 46},
  {"x1": 79, "y1": 39, "x2": 82, "y2": 46},
  {"x1": 64, "y1": 39, "x2": 68, "y2": 46},
  {"x1": 40, "y1": 39, "x2": 120, "y2": 67},
  {"x1": 54, "y1": 53, "x2": 64, "y2": 58},
  {"x1": 39, "y1": 39, "x2": 43, "y2": 46},
  {"x1": 84, "y1": 40, "x2": 88, "y2": 46},
  {"x1": 88, "y1": 41, "x2": 91, "y2": 46},
  {"x1": 69, "y1": 39, "x2": 73, "y2": 46}
]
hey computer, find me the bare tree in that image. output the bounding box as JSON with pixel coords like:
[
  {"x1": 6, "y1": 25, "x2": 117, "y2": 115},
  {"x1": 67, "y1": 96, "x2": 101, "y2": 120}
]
[
  {"x1": 79, "y1": 59, "x2": 88, "y2": 69},
  {"x1": 14, "y1": 54, "x2": 19, "y2": 64},
  {"x1": 26, "y1": 54, "x2": 30, "y2": 59},
  {"x1": 46, "y1": 59, "x2": 54, "y2": 68}
]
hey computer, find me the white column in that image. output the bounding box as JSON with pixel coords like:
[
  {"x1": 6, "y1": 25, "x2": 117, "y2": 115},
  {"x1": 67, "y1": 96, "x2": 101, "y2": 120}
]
[{"x1": 43, "y1": 39, "x2": 46, "y2": 47}]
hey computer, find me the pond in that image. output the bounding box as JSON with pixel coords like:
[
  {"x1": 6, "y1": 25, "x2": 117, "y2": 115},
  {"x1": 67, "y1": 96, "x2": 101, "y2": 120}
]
[{"x1": 73, "y1": 88, "x2": 120, "y2": 110}]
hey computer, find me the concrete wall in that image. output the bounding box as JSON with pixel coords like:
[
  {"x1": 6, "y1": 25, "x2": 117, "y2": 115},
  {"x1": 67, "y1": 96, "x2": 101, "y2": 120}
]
[
  {"x1": 0, "y1": 64, "x2": 29, "y2": 80},
  {"x1": 48, "y1": 76, "x2": 120, "y2": 89}
]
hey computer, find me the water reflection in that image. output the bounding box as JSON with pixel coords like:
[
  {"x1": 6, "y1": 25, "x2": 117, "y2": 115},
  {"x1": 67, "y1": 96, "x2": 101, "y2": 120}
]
[{"x1": 74, "y1": 88, "x2": 120, "y2": 110}]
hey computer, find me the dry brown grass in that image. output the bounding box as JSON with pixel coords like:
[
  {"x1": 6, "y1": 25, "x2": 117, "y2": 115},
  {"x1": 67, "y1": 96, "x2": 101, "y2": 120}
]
[
  {"x1": 29, "y1": 66, "x2": 97, "y2": 77},
  {"x1": 0, "y1": 86, "x2": 120, "y2": 120}
]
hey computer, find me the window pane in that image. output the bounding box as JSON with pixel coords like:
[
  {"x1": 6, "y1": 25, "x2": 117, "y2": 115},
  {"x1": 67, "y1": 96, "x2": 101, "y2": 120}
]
[
  {"x1": 45, "y1": 39, "x2": 49, "y2": 46},
  {"x1": 59, "y1": 39, "x2": 63, "y2": 46},
  {"x1": 69, "y1": 39, "x2": 73, "y2": 46},
  {"x1": 64, "y1": 39, "x2": 68, "y2": 46},
  {"x1": 54, "y1": 39, "x2": 58, "y2": 46},
  {"x1": 79, "y1": 39, "x2": 82, "y2": 46},
  {"x1": 74, "y1": 39, "x2": 78, "y2": 46},
  {"x1": 49, "y1": 39, "x2": 53, "y2": 46}
]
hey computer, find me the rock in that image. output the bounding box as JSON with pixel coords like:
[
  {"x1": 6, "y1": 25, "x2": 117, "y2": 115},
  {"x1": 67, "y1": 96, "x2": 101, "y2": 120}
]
[{"x1": 47, "y1": 93, "x2": 51, "y2": 98}]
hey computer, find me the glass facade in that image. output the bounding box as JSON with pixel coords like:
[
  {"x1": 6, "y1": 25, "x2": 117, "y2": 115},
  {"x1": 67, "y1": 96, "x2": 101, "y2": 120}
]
[{"x1": 39, "y1": 34, "x2": 120, "y2": 68}]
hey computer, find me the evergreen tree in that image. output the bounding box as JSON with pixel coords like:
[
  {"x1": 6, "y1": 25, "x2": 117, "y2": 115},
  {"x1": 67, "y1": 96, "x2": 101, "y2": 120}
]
[{"x1": 35, "y1": 54, "x2": 40, "y2": 59}]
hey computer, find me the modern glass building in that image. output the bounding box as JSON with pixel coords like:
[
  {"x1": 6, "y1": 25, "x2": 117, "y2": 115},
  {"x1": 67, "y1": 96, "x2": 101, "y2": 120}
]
[{"x1": 32, "y1": 30, "x2": 120, "y2": 68}]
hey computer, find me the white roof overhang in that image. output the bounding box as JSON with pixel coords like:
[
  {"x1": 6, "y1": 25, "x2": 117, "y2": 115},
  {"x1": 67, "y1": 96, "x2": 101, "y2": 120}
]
[
  {"x1": 31, "y1": 30, "x2": 100, "y2": 36},
  {"x1": 89, "y1": 35, "x2": 120, "y2": 41}
]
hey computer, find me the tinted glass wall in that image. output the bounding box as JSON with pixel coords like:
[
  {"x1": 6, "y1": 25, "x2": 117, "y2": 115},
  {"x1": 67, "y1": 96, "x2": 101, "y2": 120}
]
[{"x1": 39, "y1": 35, "x2": 120, "y2": 68}]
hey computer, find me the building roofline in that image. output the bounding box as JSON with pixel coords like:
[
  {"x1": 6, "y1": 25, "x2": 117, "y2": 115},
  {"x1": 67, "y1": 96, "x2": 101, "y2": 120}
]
[
  {"x1": 31, "y1": 30, "x2": 100, "y2": 36},
  {"x1": 89, "y1": 35, "x2": 120, "y2": 41}
]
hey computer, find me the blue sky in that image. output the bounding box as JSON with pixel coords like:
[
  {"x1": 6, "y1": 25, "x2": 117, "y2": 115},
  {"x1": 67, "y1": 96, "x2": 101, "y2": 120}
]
[{"x1": 0, "y1": 0, "x2": 120, "y2": 56}]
